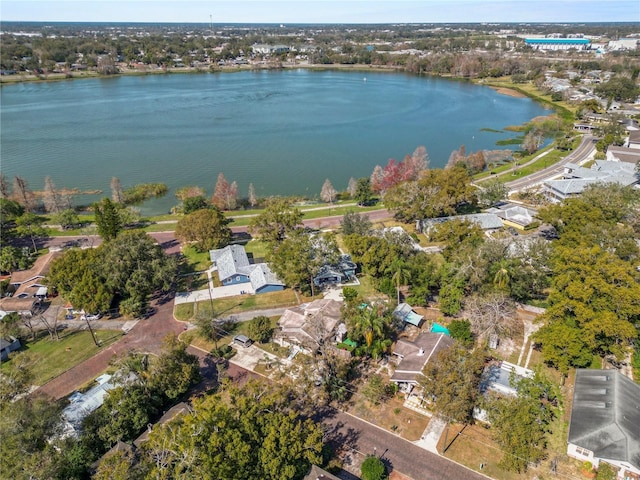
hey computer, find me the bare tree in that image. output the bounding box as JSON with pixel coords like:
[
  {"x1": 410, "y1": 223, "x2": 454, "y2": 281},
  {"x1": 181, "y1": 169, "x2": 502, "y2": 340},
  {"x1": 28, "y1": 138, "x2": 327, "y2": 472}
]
[
  {"x1": 11, "y1": 176, "x2": 37, "y2": 211},
  {"x1": 19, "y1": 313, "x2": 38, "y2": 341},
  {"x1": 320, "y1": 179, "x2": 337, "y2": 204},
  {"x1": 465, "y1": 292, "x2": 517, "y2": 340},
  {"x1": 248, "y1": 183, "x2": 257, "y2": 208},
  {"x1": 38, "y1": 306, "x2": 61, "y2": 341},
  {"x1": 110, "y1": 177, "x2": 124, "y2": 204},
  {"x1": 347, "y1": 177, "x2": 358, "y2": 198},
  {"x1": 42, "y1": 176, "x2": 64, "y2": 214},
  {"x1": 226, "y1": 181, "x2": 238, "y2": 210},
  {"x1": 0, "y1": 173, "x2": 9, "y2": 198}
]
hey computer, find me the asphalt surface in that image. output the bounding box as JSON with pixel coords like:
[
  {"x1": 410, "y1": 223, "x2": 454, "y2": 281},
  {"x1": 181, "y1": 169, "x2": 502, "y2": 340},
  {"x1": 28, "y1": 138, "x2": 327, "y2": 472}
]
[
  {"x1": 323, "y1": 409, "x2": 489, "y2": 480},
  {"x1": 504, "y1": 134, "x2": 596, "y2": 192}
]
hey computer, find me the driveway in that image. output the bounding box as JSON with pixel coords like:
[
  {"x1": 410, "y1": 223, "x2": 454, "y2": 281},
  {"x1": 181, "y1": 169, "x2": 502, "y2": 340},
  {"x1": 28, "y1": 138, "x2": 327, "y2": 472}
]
[{"x1": 228, "y1": 343, "x2": 278, "y2": 371}]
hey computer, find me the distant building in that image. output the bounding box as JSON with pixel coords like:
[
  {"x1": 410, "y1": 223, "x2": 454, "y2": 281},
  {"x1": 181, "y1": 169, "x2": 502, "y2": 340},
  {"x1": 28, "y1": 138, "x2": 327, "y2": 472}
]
[
  {"x1": 251, "y1": 43, "x2": 290, "y2": 55},
  {"x1": 543, "y1": 160, "x2": 639, "y2": 201},
  {"x1": 417, "y1": 213, "x2": 504, "y2": 237},
  {"x1": 525, "y1": 38, "x2": 590, "y2": 51}
]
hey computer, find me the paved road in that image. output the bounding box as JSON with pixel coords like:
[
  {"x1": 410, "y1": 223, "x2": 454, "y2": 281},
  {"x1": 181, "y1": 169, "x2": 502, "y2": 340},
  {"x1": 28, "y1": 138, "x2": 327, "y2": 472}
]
[
  {"x1": 504, "y1": 134, "x2": 596, "y2": 192},
  {"x1": 323, "y1": 410, "x2": 488, "y2": 480}
]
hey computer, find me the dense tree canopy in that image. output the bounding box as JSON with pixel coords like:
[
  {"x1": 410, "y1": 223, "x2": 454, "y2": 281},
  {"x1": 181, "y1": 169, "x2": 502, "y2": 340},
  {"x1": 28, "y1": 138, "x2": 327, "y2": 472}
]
[
  {"x1": 175, "y1": 206, "x2": 232, "y2": 252},
  {"x1": 249, "y1": 198, "x2": 303, "y2": 244},
  {"x1": 384, "y1": 166, "x2": 476, "y2": 222},
  {"x1": 140, "y1": 381, "x2": 324, "y2": 480}
]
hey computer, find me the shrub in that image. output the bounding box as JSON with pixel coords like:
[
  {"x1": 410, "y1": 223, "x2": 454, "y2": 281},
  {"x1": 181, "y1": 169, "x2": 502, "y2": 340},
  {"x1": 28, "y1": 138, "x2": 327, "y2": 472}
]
[{"x1": 361, "y1": 455, "x2": 387, "y2": 480}]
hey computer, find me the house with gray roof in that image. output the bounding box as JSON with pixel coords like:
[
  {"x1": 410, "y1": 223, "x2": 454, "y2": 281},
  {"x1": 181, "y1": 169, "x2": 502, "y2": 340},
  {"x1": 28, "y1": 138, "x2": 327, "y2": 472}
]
[
  {"x1": 0, "y1": 336, "x2": 21, "y2": 361},
  {"x1": 567, "y1": 369, "x2": 640, "y2": 478},
  {"x1": 544, "y1": 160, "x2": 639, "y2": 201},
  {"x1": 417, "y1": 213, "x2": 503, "y2": 237},
  {"x1": 392, "y1": 303, "x2": 424, "y2": 327},
  {"x1": 61, "y1": 374, "x2": 115, "y2": 438},
  {"x1": 486, "y1": 203, "x2": 538, "y2": 230},
  {"x1": 209, "y1": 245, "x2": 284, "y2": 294},
  {"x1": 276, "y1": 299, "x2": 342, "y2": 349},
  {"x1": 390, "y1": 332, "x2": 454, "y2": 393}
]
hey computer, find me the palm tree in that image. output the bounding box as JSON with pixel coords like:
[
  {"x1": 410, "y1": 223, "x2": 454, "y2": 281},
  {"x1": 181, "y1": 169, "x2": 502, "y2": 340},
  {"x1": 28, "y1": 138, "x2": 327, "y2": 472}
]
[
  {"x1": 390, "y1": 260, "x2": 412, "y2": 305},
  {"x1": 355, "y1": 308, "x2": 385, "y2": 349},
  {"x1": 493, "y1": 260, "x2": 511, "y2": 291}
]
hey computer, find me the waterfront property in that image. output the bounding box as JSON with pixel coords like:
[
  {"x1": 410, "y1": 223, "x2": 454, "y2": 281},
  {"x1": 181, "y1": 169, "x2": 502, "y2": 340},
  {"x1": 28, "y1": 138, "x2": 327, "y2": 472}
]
[{"x1": 209, "y1": 245, "x2": 284, "y2": 294}]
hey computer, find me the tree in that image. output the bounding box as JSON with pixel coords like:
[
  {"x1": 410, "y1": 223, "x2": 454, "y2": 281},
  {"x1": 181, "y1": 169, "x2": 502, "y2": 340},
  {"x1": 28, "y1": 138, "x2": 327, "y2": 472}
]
[
  {"x1": 182, "y1": 195, "x2": 210, "y2": 214},
  {"x1": 522, "y1": 130, "x2": 543, "y2": 154},
  {"x1": 247, "y1": 182, "x2": 258, "y2": 208},
  {"x1": 476, "y1": 178, "x2": 507, "y2": 207},
  {"x1": 11, "y1": 176, "x2": 37, "y2": 211},
  {"x1": 249, "y1": 197, "x2": 303, "y2": 244},
  {"x1": 448, "y1": 319, "x2": 474, "y2": 348},
  {"x1": 390, "y1": 259, "x2": 411, "y2": 305},
  {"x1": 531, "y1": 320, "x2": 593, "y2": 375},
  {"x1": 340, "y1": 210, "x2": 372, "y2": 236},
  {"x1": 465, "y1": 293, "x2": 517, "y2": 341},
  {"x1": 347, "y1": 177, "x2": 358, "y2": 198},
  {"x1": 110, "y1": 176, "x2": 124, "y2": 204},
  {"x1": 100, "y1": 230, "x2": 178, "y2": 315},
  {"x1": 0, "y1": 351, "x2": 36, "y2": 403},
  {"x1": 420, "y1": 345, "x2": 486, "y2": 424},
  {"x1": 175, "y1": 185, "x2": 206, "y2": 202},
  {"x1": 361, "y1": 374, "x2": 389, "y2": 405},
  {"x1": 52, "y1": 208, "x2": 80, "y2": 230},
  {"x1": 68, "y1": 269, "x2": 113, "y2": 314},
  {"x1": 150, "y1": 334, "x2": 201, "y2": 402},
  {"x1": 141, "y1": 381, "x2": 324, "y2": 480},
  {"x1": 98, "y1": 386, "x2": 156, "y2": 444},
  {"x1": 353, "y1": 307, "x2": 387, "y2": 352},
  {"x1": 212, "y1": 172, "x2": 237, "y2": 210},
  {"x1": 320, "y1": 178, "x2": 338, "y2": 204},
  {"x1": 0, "y1": 198, "x2": 24, "y2": 242},
  {"x1": 268, "y1": 230, "x2": 340, "y2": 295},
  {"x1": 175, "y1": 207, "x2": 232, "y2": 252},
  {"x1": 485, "y1": 370, "x2": 560, "y2": 473},
  {"x1": 93, "y1": 198, "x2": 123, "y2": 241},
  {"x1": 246, "y1": 315, "x2": 274, "y2": 344},
  {"x1": 384, "y1": 166, "x2": 476, "y2": 222},
  {"x1": 0, "y1": 246, "x2": 32, "y2": 273},
  {"x1": 361, "y1": 455, "x2": 387, "y2": 480},
  {"x1": 42, "y1": 176, "x2": 65, "y2": 213},
  {"x1": 15, "y1": 212, "x2": 46, "y2": 253},
  {"x1": 354, "y1": 177, "x2": 373, "y2": 206}
]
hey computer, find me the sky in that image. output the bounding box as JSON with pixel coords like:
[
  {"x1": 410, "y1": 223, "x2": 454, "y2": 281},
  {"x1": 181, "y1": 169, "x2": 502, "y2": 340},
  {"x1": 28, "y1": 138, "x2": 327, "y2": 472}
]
[{"x1": 1, "y1": 0, "x2": 639, "y2": 24}]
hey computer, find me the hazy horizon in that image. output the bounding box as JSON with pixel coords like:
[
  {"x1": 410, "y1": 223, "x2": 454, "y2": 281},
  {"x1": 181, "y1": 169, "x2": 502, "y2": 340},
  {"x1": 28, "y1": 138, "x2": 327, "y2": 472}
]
[{"x1": 2, "y1": 1, "x2": 639, "y2": 24}]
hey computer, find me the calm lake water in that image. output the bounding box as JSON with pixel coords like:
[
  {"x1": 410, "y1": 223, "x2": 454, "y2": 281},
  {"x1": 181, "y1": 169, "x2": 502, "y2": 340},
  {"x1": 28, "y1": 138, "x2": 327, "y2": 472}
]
[{"x1": 1, "y1": 70, "x2": 550, "y2": 215}]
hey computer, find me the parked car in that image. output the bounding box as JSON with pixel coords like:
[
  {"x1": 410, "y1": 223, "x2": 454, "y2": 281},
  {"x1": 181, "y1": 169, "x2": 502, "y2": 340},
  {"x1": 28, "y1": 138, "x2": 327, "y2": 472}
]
[
  {"x1": 81, "y1": 313, "x2": 102, "y2": 321},
  {"x1": 233, "y1": 334, "x2": 253, "y2": 348}
]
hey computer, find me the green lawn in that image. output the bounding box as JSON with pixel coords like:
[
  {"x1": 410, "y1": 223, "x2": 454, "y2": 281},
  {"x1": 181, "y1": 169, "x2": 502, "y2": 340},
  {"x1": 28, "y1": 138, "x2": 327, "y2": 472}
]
[
  {"x1": 2, "y1": 330, "x2": 123, "y2": 386},
  {"x1": 174, "y1": 289, "x2": 304, "y2": 321}
]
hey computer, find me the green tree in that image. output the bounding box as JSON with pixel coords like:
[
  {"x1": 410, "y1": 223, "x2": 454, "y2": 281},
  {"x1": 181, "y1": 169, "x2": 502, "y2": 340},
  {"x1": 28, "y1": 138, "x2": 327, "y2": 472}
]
[
  {"x1": 354, "y1": 177, "x2": 374, "y2": 206},
  {"x1": 246, "y1": 315, "x2": 274, "y2": 344},
  {"x1": 182, "y1": 194, "x2": 211, "y2": 214},
  {"x1": 15, "y1": 212, "x2": 47, "y2": 253},
  {"x1": 420, "y1": 345, "x2": 486, "y2": 424},
  {"x1": 52, "y1": 208, "x2": 80, "y2": 230},
  {"x1": 476, "y1": 178, "x2": 507, "y2": 207},
  {"x1": 0, "y1": 198, "x2": 24, "y2": 242},
  {"x1": 249, "y1": 197, "x2": 303, "y2": 244},
  {"x1": 485, "y1": 370, "x2": 560, "y2": 473},
  {"x1": 150, "y1": 334, "x2": 201, "y2": 402},
  {"x1": 531, "y1": 320, "x2": 593, "y2": 376},
  {"x1": 340, "y1": 210, "x2": 372, "y2": 236},
  {"x1": 68, "y1": 269, "x2": 113, "y2": 314},
  {"x1": 390, "y1": 259, "x2": 411, "y2": 305},
  {"x1": 175, "y1": 207, "x2": 232, "y2": 252},
  {"x1": 361, "y1": 455, "x2": 387, "y2": 480},
  {"x1": 141, "y1": 381, "x2": 323, "y2": 480},
  {"x1": 100, "y1": 230, "x2": 178, "y2": 313},
  {"x1": 384, "y1": 166, "x2": 476, "y2": 222},
  {"x1": 98, "y1": 386, "x2": 156, "y2": 444},
  {"x1": 0, "y1": 246, "x2": 32, "y2": 273},
  {"x1": 448, "y1": 319, "x2": 474, "y2": 348},
  {"x1": 93, "y1": 198, "x2": 123, "y2": 241},
  {"x1": 353, "y1": 307, "x2": 388, "y2": 354}
]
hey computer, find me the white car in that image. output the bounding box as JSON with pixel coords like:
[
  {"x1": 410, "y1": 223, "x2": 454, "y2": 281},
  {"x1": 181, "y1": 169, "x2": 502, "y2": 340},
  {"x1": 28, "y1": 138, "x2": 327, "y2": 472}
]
[{"x1": 81, "y1": 313, "x2": 102, "y2": 321}]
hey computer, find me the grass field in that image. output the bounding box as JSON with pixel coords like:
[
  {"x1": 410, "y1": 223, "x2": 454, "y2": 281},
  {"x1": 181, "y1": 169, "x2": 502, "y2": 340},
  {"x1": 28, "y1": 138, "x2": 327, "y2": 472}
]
[{"x1": 2, "y1": 329, "x2": 123, "y2": 387}]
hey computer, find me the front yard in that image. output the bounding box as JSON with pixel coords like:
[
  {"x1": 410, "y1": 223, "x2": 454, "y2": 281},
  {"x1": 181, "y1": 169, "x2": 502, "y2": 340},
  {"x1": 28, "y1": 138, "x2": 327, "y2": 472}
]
[{"x1": 1, "y1": 329, "x2": 123, "y2": 387}]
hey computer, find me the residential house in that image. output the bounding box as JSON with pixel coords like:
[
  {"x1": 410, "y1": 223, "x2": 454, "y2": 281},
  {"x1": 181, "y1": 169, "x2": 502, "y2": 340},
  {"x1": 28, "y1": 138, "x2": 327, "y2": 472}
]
[
  {"x1": 304, "y1": 465, "x2": 341, "y2": 480},
  {"x1": 543, "y1": 161, "x2": 639, "y2": 202},
  {"x1": 390, "y1": 332, "x2": 454, "y2": 393},
  {"x1": 628, "y1": 130, "x2": 640, "y2": 149},
  {"x1": 392, "y1": 303, "x2": 424, "y2": 328},
  {"x1": 61, "y1": 374, "x2": 115, "y2": 438},
  {"x1": 486, "y1": 203, "x2": 539, "y2": 230},
  {"x1": 606, "y1": 146, "x2": 640, "y2": 165},
  {"x1": 0, "y1": 296, "x2": 39, "y2": 317},
  {"x1": 313, "y1": 255, "x2": 357, "y2": 288},
  {"x1": 417, "y1": 213, "x2": 504, "y2": 238},
  {"x1": 276, "y1": 299, "x2": 342, "y2": 350},
  {"x1": 0, "y1": 336, "x2": 21, "y2": 361},
  {"x1": 209, "y1": 245, "x2": 284, "y2": 294},
  {"x1": 567, "y1": 369, "x2": 640, "y2": 479}
]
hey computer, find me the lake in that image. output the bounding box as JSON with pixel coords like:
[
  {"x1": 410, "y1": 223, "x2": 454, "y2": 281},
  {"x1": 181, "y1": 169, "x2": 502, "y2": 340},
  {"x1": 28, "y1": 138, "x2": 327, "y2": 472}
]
[{"x1": 1, "y1": 69, "x2": 550, "y2": 215}]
